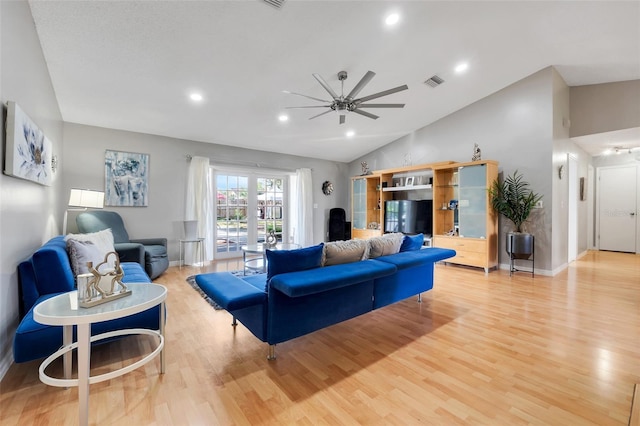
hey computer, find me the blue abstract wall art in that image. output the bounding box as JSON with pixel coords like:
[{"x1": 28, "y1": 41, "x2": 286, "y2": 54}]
[{"x1": 105, "y1": 150, "x2": 149, "y2": 206}]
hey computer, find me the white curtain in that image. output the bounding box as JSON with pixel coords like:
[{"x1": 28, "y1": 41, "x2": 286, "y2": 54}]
[
  {"x1": 186, "y1": 156, "x2": 214, "y2": 262},
  {"x1": 295, "y1": 168, "x2": 314, "y2": 247}
]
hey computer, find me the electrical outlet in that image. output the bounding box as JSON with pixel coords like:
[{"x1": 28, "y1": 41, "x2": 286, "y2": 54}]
[{"x1": 535, "y1": 200, "x2": 543, "y2": 209}]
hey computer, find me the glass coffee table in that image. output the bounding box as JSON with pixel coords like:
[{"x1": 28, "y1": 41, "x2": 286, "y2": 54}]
[{"x1": 241, "y1": 243, "x2": 300, "y2": 274}]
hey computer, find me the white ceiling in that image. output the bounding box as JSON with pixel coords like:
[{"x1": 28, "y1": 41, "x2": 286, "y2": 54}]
[{"x1": 28, "y1": 1, "x2": 640, "y2": 163}]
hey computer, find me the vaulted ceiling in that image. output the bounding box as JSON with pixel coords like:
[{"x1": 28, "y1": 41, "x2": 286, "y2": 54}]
[{"x1": 28, "y1": 1, "x2": 640, "y2": 162}]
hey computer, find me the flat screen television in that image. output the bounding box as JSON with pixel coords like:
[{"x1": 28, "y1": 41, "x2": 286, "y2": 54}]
[{"x1": 384, "y1": 200, "x2": 433, "y2": 237}]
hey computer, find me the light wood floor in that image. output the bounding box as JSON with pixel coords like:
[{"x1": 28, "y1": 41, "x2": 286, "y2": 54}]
[{"x1": 1, "y1": 251, "x2": 639, "y2": 425}]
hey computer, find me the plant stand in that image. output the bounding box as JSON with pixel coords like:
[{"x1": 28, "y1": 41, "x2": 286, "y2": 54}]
[{"x1": 509, "y1": 233, "x2": 534, "y2": 277}]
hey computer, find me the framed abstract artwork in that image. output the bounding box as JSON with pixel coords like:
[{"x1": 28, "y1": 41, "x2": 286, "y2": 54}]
[
  {"x1": 4, "y1": 101, "x2": 53, "y2": 186},
  {"x1": 104, "y1": 150, "x2": 149, "y2": 206}
]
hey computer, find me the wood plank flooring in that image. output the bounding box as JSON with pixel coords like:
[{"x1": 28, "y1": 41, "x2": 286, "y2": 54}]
[{"x1": 1, "y1": 251, "x2": 639, "y2": 425}]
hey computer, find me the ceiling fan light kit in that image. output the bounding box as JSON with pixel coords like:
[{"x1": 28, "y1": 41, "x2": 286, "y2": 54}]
[{"x1": 286, "y1": 70, "x2": 408, "y2": 124}]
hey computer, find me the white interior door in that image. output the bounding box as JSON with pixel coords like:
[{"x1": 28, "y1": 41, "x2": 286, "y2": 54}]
[{"x1": 597, "y1": 165, "x2": 637, "y2": 252}]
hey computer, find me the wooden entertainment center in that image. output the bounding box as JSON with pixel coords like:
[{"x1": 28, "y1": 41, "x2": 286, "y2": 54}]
[{"x1": 351, "y1": 159, "x2": 498, "y2": 272}]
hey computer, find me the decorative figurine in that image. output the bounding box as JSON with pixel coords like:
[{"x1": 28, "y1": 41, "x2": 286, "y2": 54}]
[
  {"x1": 361, "y1": 161, "x2": 372, "y2": 175},
  {"x1": 79, "y1": 251, "x2": 131, "y2": 308},
  {"x1": 322, "y1": 180, "x2": 334, "y2": 195},
  {"x1": 472, "y1": 143, "x2": 482, "y2": 161},
  {"x1": 266, "y1": 230, "x2": 278, "y2": 248}
]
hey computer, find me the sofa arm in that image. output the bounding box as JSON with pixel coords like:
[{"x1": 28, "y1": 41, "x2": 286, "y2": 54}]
[
  {"x1": 131, "y1": 238, "x2": 167, "y2": 247},
  {"x1": 114, "y1": 242, "x2": 145, "y2": 265},
  {"x1": 270, "y1": 260, "x2": 396, "y2": 298},
  {"x1": 376, "y1": 248, "x2": 457, "y2": 269}
]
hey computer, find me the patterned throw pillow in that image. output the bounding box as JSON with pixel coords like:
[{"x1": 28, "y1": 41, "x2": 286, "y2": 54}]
[
  {"x1": 322, "y1": 239, "x2": 369, "y2": 266},
  {"x1": 65, "y1": 229, "x2": 116, "y2": 276},
  {"x1": 66, "y1": 239, "x2": 111, "y2": 276},
  {"x1": 368, "y1": 233, "x2": 404, "y2": 258}
]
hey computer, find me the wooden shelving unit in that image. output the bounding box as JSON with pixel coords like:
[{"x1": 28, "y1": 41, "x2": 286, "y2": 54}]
[
  {"x1": 432, "y1": 160, "x2": 498, "y2": 273},
  {"x1": 350, "y1": 161, "x2": 455, "y2": 240}
]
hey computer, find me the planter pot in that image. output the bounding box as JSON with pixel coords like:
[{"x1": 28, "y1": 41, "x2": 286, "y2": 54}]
[{"x1": 506, "y1": 232, "x2": 534, "y2": 260}]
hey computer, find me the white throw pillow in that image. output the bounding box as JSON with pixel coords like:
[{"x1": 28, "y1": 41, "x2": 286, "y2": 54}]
[{"x1": 65, "y1": 229, "x2": 116, "y2": 275}]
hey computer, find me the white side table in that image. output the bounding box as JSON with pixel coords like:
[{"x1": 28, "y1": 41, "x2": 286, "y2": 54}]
[
  {"x1": 179, "y1": 237, "x2": 205, "y2": 268},
  {"x1": 34, "y1": 284, "x2": 167, "y2": 426}
]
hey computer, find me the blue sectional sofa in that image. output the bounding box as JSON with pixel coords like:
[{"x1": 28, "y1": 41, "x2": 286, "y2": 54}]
[
  {"x1": 195, "y1": 237, "x2": 455, "y2": 359},
  {"x1": 13, "y1": 236, "x2": 161, "y2": 363}
]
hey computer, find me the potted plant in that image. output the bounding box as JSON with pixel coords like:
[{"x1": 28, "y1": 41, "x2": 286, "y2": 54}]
[{"x1": 488, "y1": 170, "x2": 542, "y2": 259}]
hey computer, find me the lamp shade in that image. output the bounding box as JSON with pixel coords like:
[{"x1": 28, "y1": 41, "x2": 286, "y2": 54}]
[{"x1": 68, "y1": 189, "x2": 105, "y2": 209}]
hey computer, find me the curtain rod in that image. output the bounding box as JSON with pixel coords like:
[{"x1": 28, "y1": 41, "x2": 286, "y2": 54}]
[{"x1": 185, "y1": 154, "x2": 305, "y2": 172}]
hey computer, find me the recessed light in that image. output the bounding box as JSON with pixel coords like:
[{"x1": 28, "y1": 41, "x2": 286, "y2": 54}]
[
  {"x1": 278, "y1": 114, "x2": 289, "y2": 122},
  {"x1": 346, "y1": 130, "x2": 355, "y2": 138},
  {"x1": 190, "y1": 93, "x2": 203, "y2": 102},
  {"x1": 454, "y1": 62, "x2": 469, "y2": 74},
  {"x1": 385, "y1": 13, "x2": 399, "y2": 26}
]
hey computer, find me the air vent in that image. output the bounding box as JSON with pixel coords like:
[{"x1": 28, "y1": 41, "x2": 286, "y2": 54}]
[
  {"x1": 263, "y1": 0, "x2": 285, "y2": 8},
  {"x1": 424, "y1": 75, "x2": 445, "y2": 88}
]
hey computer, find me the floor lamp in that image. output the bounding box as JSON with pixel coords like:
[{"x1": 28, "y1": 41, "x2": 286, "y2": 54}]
[{"x1": 62, "y1": 188, "x2": 105, "y2": 235}]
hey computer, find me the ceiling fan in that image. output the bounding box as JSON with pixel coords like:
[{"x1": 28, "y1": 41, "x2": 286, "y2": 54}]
[{"x1": 284, "y1": 70, "x2": 408, "y2": 125}]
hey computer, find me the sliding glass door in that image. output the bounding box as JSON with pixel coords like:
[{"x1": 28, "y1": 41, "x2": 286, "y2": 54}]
[{"x1": 215, "y1": 171, "x2": 288, "y2": 258}]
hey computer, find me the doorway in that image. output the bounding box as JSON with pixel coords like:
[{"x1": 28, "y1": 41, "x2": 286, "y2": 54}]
[
  {"x1": 568, "y1": 155, "x2": 578, "y2": 262},
  {"x1": 214, "y1": 171, "x2": 288, "y2": 259},
  {"x1": 597, "y1": 165, "x2": 637, "y2": 252}
]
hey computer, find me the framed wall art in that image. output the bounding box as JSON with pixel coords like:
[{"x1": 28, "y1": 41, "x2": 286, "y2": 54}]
[
  {"x1": 4, "y1": 101, "x2": 53, "y2": 186},
  {"x1": 105, "y1": 150, "x2": 149, "y2": 206}
]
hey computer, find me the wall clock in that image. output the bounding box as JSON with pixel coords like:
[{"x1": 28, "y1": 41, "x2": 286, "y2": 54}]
[{"x1": 322, "y1": 181, "x2": 334, "y2": 195}]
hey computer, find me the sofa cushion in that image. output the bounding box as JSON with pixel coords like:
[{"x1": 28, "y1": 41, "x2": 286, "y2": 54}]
[
  {"x1": 376, "y1": 247, "x2": 457, "y2": 269},
  {"x1": 400, "y1": 233, "x2": 424, "y2": 252},
  {"x1": 368, "y1": 233, "x2": 404, "y2": 258},
  {"x1": 270, "y1": 259, "x2": 397, "y2": 298},
  {"x1": 196, "y1": 272, "x2": 266, "y2": 310},
  {"x1": 322, "y1": 239, "x2": 369, "y2": 266},
  {"x1": 266, "y1": 243, "x2": 324, "y2": 281}
]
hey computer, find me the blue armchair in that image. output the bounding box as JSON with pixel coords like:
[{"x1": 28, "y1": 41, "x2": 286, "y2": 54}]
[{"x1": 76, "y1": 211, "x2": 169, "y2": 279}]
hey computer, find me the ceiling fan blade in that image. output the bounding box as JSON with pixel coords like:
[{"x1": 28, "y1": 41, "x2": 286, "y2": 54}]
[
  {"x1": 285, "y1": 105, "x2": 331, "y2": 109},
  {"x1": 282, "y1": 90, "x2": 330, "y2": 103},
  {"x1": 345, "y1": 71, "x2": 375, "y2": 101},
  {"x1": 352, "y1": 109, "x2": 379, "y2": 120},
  {"x1": 312, "y1": 73, "x2": 339, "y2": 99},
  {"x1": 355, "y1": 84, "x2": 408, "y2": 104},
  {"x1": 357, "y1": 103, "x2": 405, "y2": 108},
  {"x1": 309, "y1": 109, "x2": 333, "y2": 120},
  {"x1": 339, "y1": 115, "x2": 346, "y2": 125}
]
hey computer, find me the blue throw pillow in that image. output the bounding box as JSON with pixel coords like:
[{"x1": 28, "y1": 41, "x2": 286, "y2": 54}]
[
  {"x1": 266, "y1": 243, "x2": 324, "y2": 281},
  {"x1": 400, "y1": 233, "x2": 424, "y2": 252}
]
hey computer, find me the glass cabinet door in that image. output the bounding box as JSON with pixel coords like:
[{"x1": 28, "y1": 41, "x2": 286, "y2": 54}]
[
  {"x1": 458, "y1": 164, "x2": 487, "y2": 238},
  {"x1": 352, "y1": 178, "x2": 367, "y2": 229}
]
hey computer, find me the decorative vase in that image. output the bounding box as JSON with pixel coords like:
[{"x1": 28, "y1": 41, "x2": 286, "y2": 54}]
[{"x1": 506, "y1": 232, "x2": 534, "y2": 260}]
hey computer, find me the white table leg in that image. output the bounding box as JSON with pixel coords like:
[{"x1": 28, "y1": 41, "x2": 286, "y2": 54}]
[
  {"x1": 179, "y1": 241, "x2": 183, "y2": 269},
  {"x1": 77, "y1": 323, "x2": 91, "y2": 426},
  {"x1": 63, "y1": 325, "x2": 72, "y2": 380},
  {"x1": 160, "y1": 301, "x2": 166, "y2": 374}
]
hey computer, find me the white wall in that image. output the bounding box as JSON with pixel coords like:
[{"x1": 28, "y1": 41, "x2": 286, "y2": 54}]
[
  {"x1": 349, "y1": 67, "x2": 557, "y2": 273},
  {"x1": 551, "y1": 68, "x2": 592, "y2": 272},
  {"x1": 0, "y1": 1, "x2": 64, "y2": 378},
  {"x1": 570, "y1": 80, "x2": 640, "y2": 137},
  {"x1": 61, "y1": 123, "x2": 350, "y2": 262}
]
